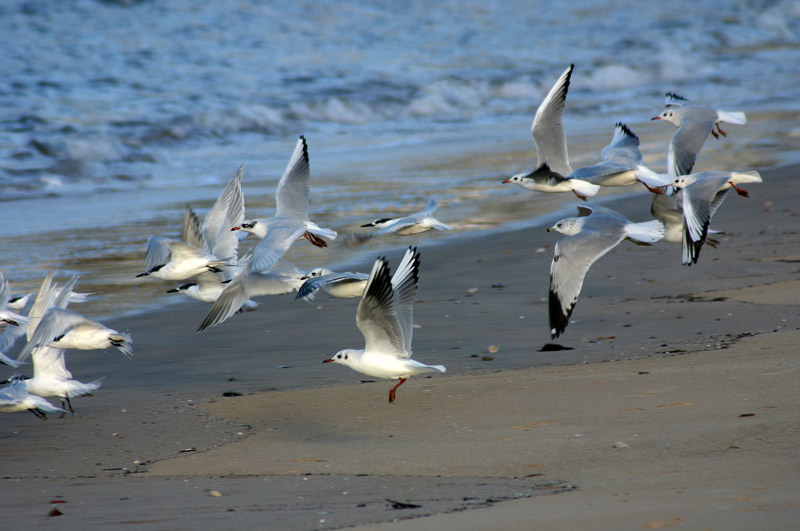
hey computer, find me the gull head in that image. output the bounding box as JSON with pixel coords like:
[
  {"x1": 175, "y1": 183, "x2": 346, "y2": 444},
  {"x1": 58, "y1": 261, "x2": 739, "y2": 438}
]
[
  {"x1": 166, "y1": 282, "x2": 197, "y2": 294},
  {"x1": 361, "y1": 218, "x2": 392, "y2": 228},
  {"x1": 672, "y1": 175, "x2": 695, "y2": 189},
  {"x1": 323, "y1": 349, "x2": 357, "y2": 367},
  {"x1": 232, "y1": 219, "x2": 267, "y2": 238},
  {"x1": 301, "y1": 268, "x2": 332, "y2": 281},
  {"x1": 652, "y1": 108, "x2": 681, "y2": 126},
  {"x1": 503, "y1": 173, "x2": 527, "y2": 184},
  {"x1": 547, "y1": 217, "x2": 583, "y2": 236}
]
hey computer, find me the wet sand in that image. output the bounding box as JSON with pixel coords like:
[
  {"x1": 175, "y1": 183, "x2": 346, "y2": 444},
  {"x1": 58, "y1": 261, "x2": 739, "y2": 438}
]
[{"x1": 1, "y1": 165, "x2": 798, "y2": 529}]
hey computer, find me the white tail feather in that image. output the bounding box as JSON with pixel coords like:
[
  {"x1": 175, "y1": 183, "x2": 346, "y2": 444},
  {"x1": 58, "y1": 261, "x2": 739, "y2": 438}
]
[
  {"x1": 717, "y1": 110, "x2": 747, "y2": 125},
  {"x1": 626, "y1": 220, "x2": 666, "y2": 244},
  {"x1": 569, "y1": 179, "x2": 601, "y2": 198}
]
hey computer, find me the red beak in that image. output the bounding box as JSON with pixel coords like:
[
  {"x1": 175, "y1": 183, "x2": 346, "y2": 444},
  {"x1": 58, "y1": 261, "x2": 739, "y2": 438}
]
[
  {"x1": 230, "y1": 226, "x2": 240, "y2": 231},
  {"x1": 502, "y1": 178, "x2": 511, "y2": 184},
  {"x1": 651, "y1": 116, "x2": 661, "y2": 121},
  {"x1": 322, "y1": 358, "x2": 334, "y2": 363}
]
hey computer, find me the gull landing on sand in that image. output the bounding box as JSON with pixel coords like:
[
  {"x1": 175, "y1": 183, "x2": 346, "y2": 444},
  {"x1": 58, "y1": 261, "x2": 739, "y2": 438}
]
[{"x1": 323, "y1": 247, "x2": 445, "y2": 403}]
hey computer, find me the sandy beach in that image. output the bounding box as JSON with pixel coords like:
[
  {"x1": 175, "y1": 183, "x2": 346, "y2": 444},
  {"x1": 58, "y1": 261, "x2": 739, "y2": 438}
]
[{"x1": 1, "y1": 164, "x2": 798, "y2": 529}]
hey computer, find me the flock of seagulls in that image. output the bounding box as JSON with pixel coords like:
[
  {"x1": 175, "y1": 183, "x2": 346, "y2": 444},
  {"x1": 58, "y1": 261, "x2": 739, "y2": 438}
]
[
  {"x1": 1, "y1": 63, "x2": 760, "y2": 418},
  {"x1": 504, "y1": 64, "x2": 759, "y2": 338}
]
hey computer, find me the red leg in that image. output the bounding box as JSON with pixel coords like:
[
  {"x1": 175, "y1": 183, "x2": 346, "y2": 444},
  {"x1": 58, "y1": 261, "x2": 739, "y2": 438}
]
[
  {"x1": 716, "y1": 123, "x2": 727, "y2": 137},
  {"x1": 711, "y1": 129, "x2": 719, "y2": 139},
  {"x1": 303, "y1": 231, "x2": 328, "y2": 248},
  {"x1": 388, "y1": 378, "x2": 406, "y2": 403},
  {"x1": 730, "y1": 183, "x2": 749, "y2": 197},
  {"x1": 642, "y1": 182, "x2": 664, "y2": 194},
  {"x1": 572, "y1": 190, "x2": 587, "y2": 201}
]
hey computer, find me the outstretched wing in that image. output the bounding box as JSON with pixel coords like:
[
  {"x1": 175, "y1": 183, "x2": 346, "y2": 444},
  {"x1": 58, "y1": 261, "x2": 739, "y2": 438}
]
[
  {"x1": 205, "y1": 165, "x2": 245, "y2": 261},
  {"x1": 549, "y1": 224, "x2": 625, "y2": 338},
  {"x1": 532, "y1": 64, "x2": 573, "y2": 176},
  {"x1": 390, "y1": 247, "x2": 420, "y2": 356},
  {"x1": 356, "y1": 257, "x2": 406, "y2": 357},
  {"x1": 275, "y1": 136, "x2": 311, "y2": 221}
]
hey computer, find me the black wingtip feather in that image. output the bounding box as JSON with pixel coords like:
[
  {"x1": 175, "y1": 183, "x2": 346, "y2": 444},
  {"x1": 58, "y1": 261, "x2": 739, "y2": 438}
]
[
  {"x1": 548, "y1": 281, "x2": 575, "y2": 340},
  {"x1": 614, "y1": 122, "x2": 638, "y2": 141}
]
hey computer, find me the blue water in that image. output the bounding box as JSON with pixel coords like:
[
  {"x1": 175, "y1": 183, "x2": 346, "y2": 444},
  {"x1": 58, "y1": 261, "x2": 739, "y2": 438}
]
[{"x1": 1, "y1": 0, "x2": 799, "y2": 317}]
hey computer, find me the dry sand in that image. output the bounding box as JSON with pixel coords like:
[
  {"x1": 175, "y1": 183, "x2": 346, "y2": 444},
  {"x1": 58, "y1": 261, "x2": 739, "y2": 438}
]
[{"x1": 1, "y1": 165, "x2": 798, "y2": 529}]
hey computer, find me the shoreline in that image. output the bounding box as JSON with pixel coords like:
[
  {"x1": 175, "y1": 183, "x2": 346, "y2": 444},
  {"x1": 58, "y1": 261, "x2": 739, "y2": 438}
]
[{"x1": 1, "y1": 163, "x2": 798, "y2": 529}]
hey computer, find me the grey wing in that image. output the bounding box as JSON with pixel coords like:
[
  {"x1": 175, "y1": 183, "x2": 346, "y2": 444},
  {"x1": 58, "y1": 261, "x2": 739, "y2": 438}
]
[
  {"x1": 249, "y1": 220, "x2": 306, "y2": 273},
  {"x1": 668, "y1": 115, "x2": 714, "y2": 178},
  {"x1": 356, "y1": 258, "x2": 406, "y2": 356},
  {"x1": 682, "y1": 175, "x2": 731, "y2": 242},
  {"x1": 568, "y1": 161, "x2": 636, "y2": 184},
  {"x1": 144, "y1": 237, "x2": 172, "y2": 271},
  {"x1": 182, "y1": 206, "x2": 208, "y2": 251},
  {"x1": 198, "y1": 270, "x2": 251, "y2": 331},
  {"x1": 549, "y1": 228, "x2": 625, "y2": 338},
  {"x1": 0, "y1": 322, "x2": 26, "y2": 353},
  {"x1": 574, "y1": 204, "x2": 629, "y2": 222},
  {"x1": 681, "y1": 176, "x2": 731, "y2": 264},
  {"x1": 418, "y1": 198, "x2": 438, "y2": 216},
  {"x1": 390, "y1": 247, "x2": 420, "y2": 356},
  {"x1": 531, "y1": 64, "x2": 573, "y2": 176},
  {"x1": 205, "y1": 165, "x2": 245, "y2": 261},
  {"x1": 373, "y1": 217, "x2": 418, "y2": 235},
  {"x1": 601, "y1": 123, "x2": 641, "y2": 163},
  {"x1": 274, "y1": 136, "x2": 311, "y2": 221},
  {"x1": 296, "y1": 271, "x2": 367, "y2": 302}
]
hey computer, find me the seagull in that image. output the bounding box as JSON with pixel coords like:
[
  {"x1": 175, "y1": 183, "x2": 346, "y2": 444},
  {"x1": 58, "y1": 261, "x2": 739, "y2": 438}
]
[
  {"x1": 231, "y1": 136, "x2": 337, "y2": 270},
  {"x1": 360, "y1": 198, "x2": 452, "y2": 236},
  {"x1": 181, "y1": 165, "x2": 246, "y2": 265},
  {"x1": 650, "y1": 190, "x2": 724, "y2": 246},
  {"x1": 566, "y1": 123, "x2": 672, "y2": 193},
  {"x1": 0, "y1": 381, "x2": 66, "y2": 420},
  {"x1": 671, "y1": 170, "x2": 762, "y2": 265},
  {"x1": 16, "y1": 307, "x2": 133, "y2": 362},
  {"x1": 138, "y1": 166, "x2": 246, "y2": 281},
  {"x1": 166, "y1": 168, "x2": 250, "y2": 299},
  {"x1": 136, "y1": 237, "x2": 234, "y2": 281},
  {"x1": 547, "y1": 205, "x2": 666, "y2": 339},
  {"x1": 17, "y1": 274, "x2": 133, "y2": 362},
  {"x1": 197, "y1": 260, "x2": 305, "y2": 331},
  {"x1": 652, "y1": 92, "x2": 747, "y2": 177},
  {"x1": 10, "y1": 349, "x2": 103, "y2": 416},
  {"x1": 323, "y1": 247, "x2": 446, "y2": 403},
  {"x1": 11, "y1": 273, "x2": 103, "y2": 415},
  {"x1": 295, "y1": 268, "x2": 369, "y2": 302},
  {"x1": 503, "y1": 64, "x2": 600, "y2": 200}
]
